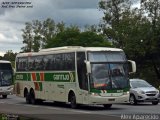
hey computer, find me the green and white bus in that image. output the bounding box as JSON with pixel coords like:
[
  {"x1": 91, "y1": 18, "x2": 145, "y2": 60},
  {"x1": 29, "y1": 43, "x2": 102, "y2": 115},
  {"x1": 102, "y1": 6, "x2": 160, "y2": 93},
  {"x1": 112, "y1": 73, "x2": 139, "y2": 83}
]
[{"x1": 15, "y1": 46, "x2": 136, "y2": 108}]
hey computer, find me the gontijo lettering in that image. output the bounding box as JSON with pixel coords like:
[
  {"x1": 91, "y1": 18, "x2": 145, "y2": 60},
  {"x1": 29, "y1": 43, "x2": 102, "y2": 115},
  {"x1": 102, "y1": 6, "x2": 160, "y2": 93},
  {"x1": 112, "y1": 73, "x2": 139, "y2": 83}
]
[{"x1": 53, "y1": 74, "x2": 70, "y2": 81}]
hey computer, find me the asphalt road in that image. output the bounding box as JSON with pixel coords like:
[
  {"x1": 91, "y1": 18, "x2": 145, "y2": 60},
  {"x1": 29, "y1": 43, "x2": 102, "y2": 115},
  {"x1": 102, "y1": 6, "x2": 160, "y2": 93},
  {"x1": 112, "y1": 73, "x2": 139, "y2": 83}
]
[{"x1": 0, "y1": 95, "x2": 160, "y2": 120}]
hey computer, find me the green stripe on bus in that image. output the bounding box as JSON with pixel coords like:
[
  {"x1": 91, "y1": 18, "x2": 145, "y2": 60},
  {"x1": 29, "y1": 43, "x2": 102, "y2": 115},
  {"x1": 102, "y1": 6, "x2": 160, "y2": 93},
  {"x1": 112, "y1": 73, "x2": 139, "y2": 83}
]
[
  {"x1": 39, "y1": 82, "x2": 43, "y2": 91},
  {"x1": 36, "y1": 73, "x2": 40, "y2": 81},
  {"x1": 15, "y1": 72, "x2": 76, "y2": 82},
  {"x1": 90, "y1": 87, "x2": 129, "y2": 93}
]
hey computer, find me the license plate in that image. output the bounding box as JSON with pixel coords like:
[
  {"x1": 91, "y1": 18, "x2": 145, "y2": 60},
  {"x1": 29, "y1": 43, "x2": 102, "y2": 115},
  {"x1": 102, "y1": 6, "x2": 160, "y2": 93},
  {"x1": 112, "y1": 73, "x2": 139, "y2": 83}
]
[
  {"x1": 108, "y1": 99, "x2": 115, "y2": 101},
  {"x1": 148, "y1": 97, "x2": 156, "y2": 100}
]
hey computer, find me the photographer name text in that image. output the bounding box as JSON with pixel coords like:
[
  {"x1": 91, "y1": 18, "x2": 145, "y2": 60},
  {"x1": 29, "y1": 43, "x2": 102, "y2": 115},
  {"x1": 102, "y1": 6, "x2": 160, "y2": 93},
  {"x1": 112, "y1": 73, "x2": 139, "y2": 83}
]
[{"x1": 1, "y1": 1, "x2": 33, "y2": 8}]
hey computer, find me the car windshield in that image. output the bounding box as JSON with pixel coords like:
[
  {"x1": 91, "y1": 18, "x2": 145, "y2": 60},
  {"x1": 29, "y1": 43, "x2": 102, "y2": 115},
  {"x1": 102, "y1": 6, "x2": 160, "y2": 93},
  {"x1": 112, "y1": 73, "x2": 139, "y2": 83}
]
[
  {"x1": 88, "y1": 51, "x2": 129, "y2": 90},
  {"x1": 130, "y1": 80, "x2": 152, "y2": 88}
]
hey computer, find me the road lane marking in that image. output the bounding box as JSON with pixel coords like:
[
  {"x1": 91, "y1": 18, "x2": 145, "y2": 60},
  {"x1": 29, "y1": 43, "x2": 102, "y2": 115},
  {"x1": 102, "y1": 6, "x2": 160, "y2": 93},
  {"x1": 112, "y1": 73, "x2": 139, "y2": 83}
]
[{"x1": 69, "y1": 110, "x2": 91, "y2": 114}]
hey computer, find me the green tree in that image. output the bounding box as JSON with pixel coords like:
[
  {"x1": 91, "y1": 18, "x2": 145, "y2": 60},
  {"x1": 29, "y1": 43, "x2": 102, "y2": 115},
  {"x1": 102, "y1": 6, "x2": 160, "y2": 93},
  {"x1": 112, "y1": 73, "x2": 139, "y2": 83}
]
[
  {"x1": 46, "y1": 26, "x2": 80, "y2": 48},
  {"x1": 3, "y1": 50, "x2": 16, "y2": 61},
  {"x1": 41, "y1": 18, "x2": 57, "y2": 48},
  {"x1": 32, "y1": 20, "x2": 42, "y2": 52},
  {"x1": 46, "y1": 25, "x2": 111, "y2": 48},
  {"x1": 99, "y1": 0, "x2": 132, "y2": 48},
  {"x1": 21, "y1": 18, "x2": 65, "y2": 52},
  {"x1": 140, "y1": 0, "x2": 160, "y2": 79},
  {"x1": 99, "y1": 0, "x2": 160, "y2": 85},
  {"x1": 21, "y1": 22, "x2": 33, "y2": 52},
  {"x1": 3, "y1": 50, "x2": 17, "y2": 67},
  {"x1": 77, "y1": 31, "x2": 111, "y2": 47},
  {"x1": 99, "y1": 0, "x2": 148, "y2": 58}
]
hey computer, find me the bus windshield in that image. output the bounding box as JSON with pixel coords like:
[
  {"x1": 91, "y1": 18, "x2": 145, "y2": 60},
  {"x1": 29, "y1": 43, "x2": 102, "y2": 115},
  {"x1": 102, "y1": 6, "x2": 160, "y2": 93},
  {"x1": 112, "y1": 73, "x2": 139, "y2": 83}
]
[
  {"x1": 88, "y1": 51, "x2": 129, "y2": 90},
  {"x1": 0, "y1": 63, "x2": 13, "y2": 86}
]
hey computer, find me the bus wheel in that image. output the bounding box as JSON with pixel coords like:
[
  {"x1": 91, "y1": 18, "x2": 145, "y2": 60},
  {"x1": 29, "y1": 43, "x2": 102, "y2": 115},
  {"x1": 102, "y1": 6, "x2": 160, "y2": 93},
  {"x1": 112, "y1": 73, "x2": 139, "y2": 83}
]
[
  {"x1": 2, "y1": 95, "x2": 7, "y2": 99},
  {"x1": 70, "y1": 93, "x2": 77, "y2": 109},
  {"x1": 30, "y1": 90, "x2": 36, "y2": 104},
  {"x1": 103, "y1": 104, "x2": 112, "y2": 109},
  {"x1": 36, "y1": 99, "x2": 43, "y2": 104},
  {"x1": 26, "y1": 93, "x2": 31, "y2": 104}
]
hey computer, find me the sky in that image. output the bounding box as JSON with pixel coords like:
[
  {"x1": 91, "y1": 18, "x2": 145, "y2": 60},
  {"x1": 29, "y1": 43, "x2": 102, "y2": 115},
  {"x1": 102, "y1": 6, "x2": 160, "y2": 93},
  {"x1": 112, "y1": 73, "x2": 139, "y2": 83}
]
[{"x1": 0, "y1": 0, "x2": 103, "y2": 56}]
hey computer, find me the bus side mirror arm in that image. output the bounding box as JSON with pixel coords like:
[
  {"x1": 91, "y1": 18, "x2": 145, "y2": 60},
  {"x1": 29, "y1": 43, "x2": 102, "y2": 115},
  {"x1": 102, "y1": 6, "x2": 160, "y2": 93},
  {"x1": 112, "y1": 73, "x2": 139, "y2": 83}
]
[
  {"x1": 128, "y1": 60, "x2": 136, "y2": 74},
  {"x1": 85, "y1": 61, "x2": 91, "y2": 74}
]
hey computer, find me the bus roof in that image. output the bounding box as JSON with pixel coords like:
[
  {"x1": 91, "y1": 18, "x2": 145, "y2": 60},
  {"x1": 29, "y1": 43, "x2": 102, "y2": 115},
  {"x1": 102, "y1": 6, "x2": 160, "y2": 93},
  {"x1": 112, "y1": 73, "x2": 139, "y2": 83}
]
[
  {"x1": 0, "y1": 60, "x2": 11, "y2": 63},
  {"x1": 16, "y1": 46, "x2": 123, "y2": 57},
  {"x1": 39, "y1": 46, "x2": 122, "y2": 52}
]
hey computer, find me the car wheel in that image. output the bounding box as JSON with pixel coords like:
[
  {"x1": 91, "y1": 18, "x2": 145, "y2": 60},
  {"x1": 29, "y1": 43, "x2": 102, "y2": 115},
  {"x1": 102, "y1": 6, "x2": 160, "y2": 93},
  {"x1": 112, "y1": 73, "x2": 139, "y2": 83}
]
[
  {"x1": 2, "y1": 95, "x2": 7, "y2": 99},
  {"x1": 129, "y1": 94, "x2": 137, "y2": 105},
  {"x1": 152, "y1": 101, "x2": 159, "y2": 105}
]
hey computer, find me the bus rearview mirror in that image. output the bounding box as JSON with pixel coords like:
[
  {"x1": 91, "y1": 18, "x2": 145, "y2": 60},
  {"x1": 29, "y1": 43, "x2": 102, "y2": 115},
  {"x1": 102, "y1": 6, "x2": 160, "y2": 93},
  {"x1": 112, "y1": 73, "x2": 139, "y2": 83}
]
[{"x1": 128, "y1": 60, "x2": 136, "y2": 74}]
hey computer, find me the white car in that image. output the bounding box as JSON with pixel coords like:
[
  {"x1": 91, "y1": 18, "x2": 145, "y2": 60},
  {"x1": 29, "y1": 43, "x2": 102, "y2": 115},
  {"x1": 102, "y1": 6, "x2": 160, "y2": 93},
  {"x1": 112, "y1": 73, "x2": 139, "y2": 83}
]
[{"x1": 129, "y1": 79, "x2": 159, "y2": 105}]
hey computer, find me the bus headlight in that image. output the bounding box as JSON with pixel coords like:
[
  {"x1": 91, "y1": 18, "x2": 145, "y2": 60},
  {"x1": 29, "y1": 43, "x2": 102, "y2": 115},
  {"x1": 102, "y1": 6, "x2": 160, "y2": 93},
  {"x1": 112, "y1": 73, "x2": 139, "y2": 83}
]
[
  {"x1": 7, "y1": 87, "x2": 13, "y2": 91},
  {"x1": 123, "y1": 91, "x2": 130, "y2": 95},
  {"x1": 91, "y1": 93, "x2": 100, "y2": 96}
]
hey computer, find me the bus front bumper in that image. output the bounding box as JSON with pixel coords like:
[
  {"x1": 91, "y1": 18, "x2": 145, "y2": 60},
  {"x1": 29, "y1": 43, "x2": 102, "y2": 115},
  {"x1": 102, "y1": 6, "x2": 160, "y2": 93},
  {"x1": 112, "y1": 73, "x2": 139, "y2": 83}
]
[
  {"x1": 88, "y1": 93, "x2": 129, "y2": 104},
  {"x1": 0, "y1": 91, "x2": 13, "y2": 95},
  {"x1": 0, "y1": 86, "x2": 13, "y2": 95}
]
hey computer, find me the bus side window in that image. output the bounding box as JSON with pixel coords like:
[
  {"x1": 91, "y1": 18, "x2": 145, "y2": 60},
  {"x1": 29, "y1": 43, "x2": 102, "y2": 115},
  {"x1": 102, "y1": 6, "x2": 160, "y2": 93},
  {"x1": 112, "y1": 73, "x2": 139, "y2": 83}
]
[
  {"x1": 17, "y1": 57, "x2": 28, "y2": 71},
  {"x1": 77, "y1": 52, "x2": 88, "y2": 90},
  {"x1": 46, "y1": 59, "x2": 51, "y2": 70}
]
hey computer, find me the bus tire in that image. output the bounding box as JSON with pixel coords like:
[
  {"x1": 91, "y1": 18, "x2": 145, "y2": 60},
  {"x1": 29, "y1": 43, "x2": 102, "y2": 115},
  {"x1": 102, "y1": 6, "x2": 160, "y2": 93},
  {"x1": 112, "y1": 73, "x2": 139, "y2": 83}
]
[
  {"x1": 36, "y1": 99, "x2": 43, "y2": 104},
  {"x1": 24, "y1": 88, "x2": 28, "y2": 98},
  {"x1": 70, "y1": 93, "x2": 77, "y2": 109},
  {"x1": 30, "y1": 90, "x2": 36, "y2": 104},
  {"x1": 26, "y1": 93, "x2": 31, "y2": 104},
  {"x1": 103, "y1": 104, "x2": 112, "y2": 109},
  {"x1": 2, "y1": 95, "x2": 7, "y2": 99}
]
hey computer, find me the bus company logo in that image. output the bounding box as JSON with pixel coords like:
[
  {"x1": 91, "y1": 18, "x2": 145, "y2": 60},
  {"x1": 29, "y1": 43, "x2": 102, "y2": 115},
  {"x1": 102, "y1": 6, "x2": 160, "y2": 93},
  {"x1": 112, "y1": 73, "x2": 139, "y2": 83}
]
[
  {"x1": 53, "y1": 72, "x2": 74, "y2": 81},
  {"x1": 69, "y1": 72, "x2": 74, "y2": 82},
  {"x1": 16, "y1": 74, "x2": 23, "y2": 80},
  {"x1": 53, "y1": 74, "x2": 70, "y2": 81}
]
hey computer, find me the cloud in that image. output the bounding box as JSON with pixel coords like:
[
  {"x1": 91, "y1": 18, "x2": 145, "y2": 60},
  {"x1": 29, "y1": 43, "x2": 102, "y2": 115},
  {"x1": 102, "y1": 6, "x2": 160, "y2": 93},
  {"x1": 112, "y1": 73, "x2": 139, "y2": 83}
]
[
  {"x1": 32, "y1": 0, "x2": 99, "y2": 9},
  {"x1": 0, "y1": 20, "x2": 24, "y2": 55},
  {"x1": 0, "y1": 0, "x2": 103, "y2": 56}
]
